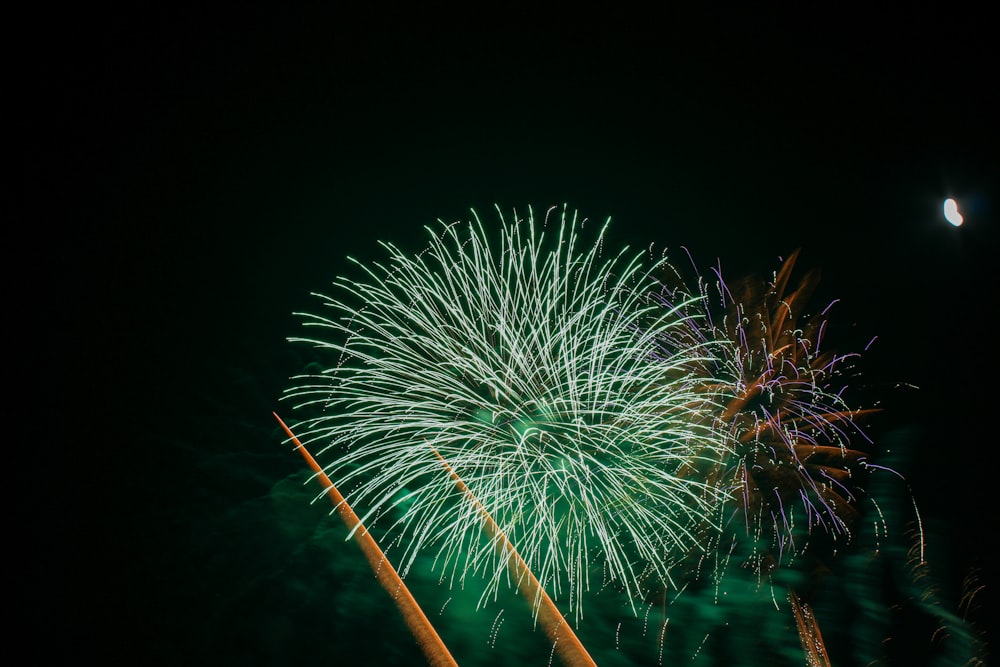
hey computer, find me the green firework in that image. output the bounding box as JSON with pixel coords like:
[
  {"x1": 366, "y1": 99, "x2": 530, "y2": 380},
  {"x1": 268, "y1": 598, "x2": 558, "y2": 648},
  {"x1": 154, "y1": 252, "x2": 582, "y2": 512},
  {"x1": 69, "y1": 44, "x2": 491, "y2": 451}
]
[{"x1": 283, "y1": 205, "x2": 735, "y2": 620}]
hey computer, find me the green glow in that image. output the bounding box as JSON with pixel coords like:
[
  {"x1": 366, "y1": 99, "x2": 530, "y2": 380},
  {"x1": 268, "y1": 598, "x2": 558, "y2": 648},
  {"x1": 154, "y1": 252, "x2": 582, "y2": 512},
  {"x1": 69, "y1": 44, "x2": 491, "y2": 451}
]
[{"x1": 278, "y1": 208, "x2": 987, "y2": 664}]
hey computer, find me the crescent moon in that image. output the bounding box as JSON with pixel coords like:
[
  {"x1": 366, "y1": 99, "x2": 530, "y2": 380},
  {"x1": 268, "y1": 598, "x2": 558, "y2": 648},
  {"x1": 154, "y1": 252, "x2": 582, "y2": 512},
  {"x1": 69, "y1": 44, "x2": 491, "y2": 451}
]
[{"x1": 943, "y1": 198, "x2": 964, "y2": 227}]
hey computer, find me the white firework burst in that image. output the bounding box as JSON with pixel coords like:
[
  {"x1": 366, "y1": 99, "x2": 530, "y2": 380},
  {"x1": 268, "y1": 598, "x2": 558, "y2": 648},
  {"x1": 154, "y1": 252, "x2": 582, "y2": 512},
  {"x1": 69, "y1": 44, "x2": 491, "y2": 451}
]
[{"x1": 283, "y1": 205, "x2": 735, "y2": 619}]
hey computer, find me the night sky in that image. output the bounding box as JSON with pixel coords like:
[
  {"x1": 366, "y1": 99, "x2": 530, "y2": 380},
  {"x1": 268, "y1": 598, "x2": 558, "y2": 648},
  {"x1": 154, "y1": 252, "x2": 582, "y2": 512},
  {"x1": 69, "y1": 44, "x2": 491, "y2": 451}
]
[{"x1": 24, "y1": 7, "x2": 996, "y2": 666}]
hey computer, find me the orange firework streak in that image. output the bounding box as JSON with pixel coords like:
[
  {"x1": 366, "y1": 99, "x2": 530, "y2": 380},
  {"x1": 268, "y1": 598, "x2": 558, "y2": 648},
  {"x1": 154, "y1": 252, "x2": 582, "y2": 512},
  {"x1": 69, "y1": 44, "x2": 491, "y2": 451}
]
[
  {"x1": 272, "y1": 412, "x2": 458, "y2": 667},
  {"x1": 788, "y1": 588, "x2": 831, "y2": 667},
  {"x1": 432, "y1": 450, "x2": 598, "y2": 667}
]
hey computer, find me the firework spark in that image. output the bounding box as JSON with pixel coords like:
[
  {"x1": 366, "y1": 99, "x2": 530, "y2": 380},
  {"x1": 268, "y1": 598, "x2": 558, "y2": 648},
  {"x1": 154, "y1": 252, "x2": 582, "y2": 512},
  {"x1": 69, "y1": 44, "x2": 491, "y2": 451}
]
[{"x1": 283, "y1": 205, "x2": 735, "y2": 620}]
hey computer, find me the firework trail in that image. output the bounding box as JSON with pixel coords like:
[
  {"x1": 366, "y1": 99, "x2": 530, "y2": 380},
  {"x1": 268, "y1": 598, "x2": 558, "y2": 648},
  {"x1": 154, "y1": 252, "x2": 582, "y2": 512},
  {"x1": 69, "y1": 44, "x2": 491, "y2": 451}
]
[
  {"x1": 273, "y1": 412, "x2": 459, "y2": 667},
  {"x1": 283, "y1": 205, "x2": 735, "y2": 621}
]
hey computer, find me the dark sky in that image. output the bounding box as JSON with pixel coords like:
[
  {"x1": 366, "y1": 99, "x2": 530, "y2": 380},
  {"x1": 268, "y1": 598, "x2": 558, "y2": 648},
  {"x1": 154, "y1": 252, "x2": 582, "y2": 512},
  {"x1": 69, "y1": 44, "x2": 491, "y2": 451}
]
[{"x1": 24, "y1": 7, "x2": 996, "y2": 665}]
